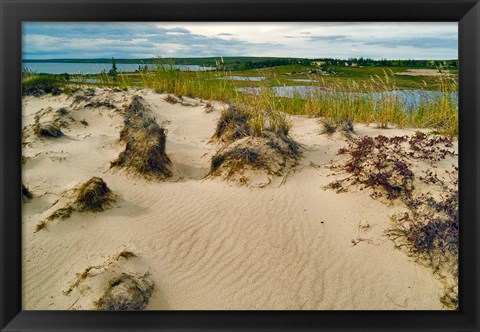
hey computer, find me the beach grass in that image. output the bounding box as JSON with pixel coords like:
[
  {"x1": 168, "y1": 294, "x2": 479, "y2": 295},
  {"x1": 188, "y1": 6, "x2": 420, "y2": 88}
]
[{"x1": 25, "y1": 62, "x2": 458, "y2": 136}]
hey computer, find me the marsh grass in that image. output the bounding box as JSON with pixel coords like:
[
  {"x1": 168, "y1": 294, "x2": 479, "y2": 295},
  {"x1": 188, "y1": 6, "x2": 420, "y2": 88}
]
[{"x1": 32, "y1": 63, "x2": 457, "y2": 136}]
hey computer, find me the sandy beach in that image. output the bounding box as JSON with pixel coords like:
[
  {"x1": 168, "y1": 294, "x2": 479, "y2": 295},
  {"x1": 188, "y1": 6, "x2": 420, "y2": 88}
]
[{"x1": 22, "y1": 87, "x2": 457, "y2": 310}]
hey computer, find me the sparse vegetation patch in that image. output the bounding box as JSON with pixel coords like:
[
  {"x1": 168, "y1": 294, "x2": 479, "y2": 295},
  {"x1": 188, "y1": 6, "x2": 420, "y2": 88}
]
[{"x1": 325, "y1": 132, "x2": 458, "y2": 308}]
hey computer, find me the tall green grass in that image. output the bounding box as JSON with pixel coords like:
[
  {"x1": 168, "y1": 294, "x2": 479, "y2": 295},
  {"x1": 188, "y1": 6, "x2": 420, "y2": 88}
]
[{"x1": 50, "y1": 62, "x2": 457, "y2": 136}]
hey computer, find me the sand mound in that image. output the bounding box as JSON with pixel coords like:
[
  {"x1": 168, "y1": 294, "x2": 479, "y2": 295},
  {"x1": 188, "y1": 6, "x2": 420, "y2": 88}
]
[
  {"x1": 95, "y1": 273, "x2": 154, "y2": 310},
  {"x1": 111, "y1": 96, "x2": 172, "y2": 179},
  {"x1": 74, "y1": 177, "x2": 114, "y2": 212},
  {"x1": 210, "y1": 130, "x2": 300, "y2": 184}
]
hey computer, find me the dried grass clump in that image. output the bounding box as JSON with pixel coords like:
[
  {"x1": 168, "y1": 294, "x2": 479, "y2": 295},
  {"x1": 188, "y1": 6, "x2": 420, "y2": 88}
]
[
  {"x1": 84, "y1": 100, "x2": 116, "y2": 109},
  {"x1": 74, "y1": 177, "x2": 114, "y2": 212},
  {"x1": 46, "y1": 206, "x2": 75, "y2": 221},
  {"x1": 111, "y1": 96, "x2": 172, "y2": 179},
  {"x1": 34, "y1": 122, "x2": 64, "y2": 138},
  {"x1": 210, "y1": 130, "x2": 300, "y2": 181},
  {"x1": 95, "y1": 273, "x2": 154, "y2": 311},
  {"x1": 213, "y1": 105, "x2": 252, "y2": 142},
  {"x1": 211, "y1": 147, "x2": 262, "y2": 173},
  {"x1": 56, "y1": 107, "x2": 69, "y2": 116},
  {"x1": 320, "y1": 117, "x2": 355, "y2": 137},
  {"x1": 164, "y1": 94, "x2": 180, "y2": 104}
]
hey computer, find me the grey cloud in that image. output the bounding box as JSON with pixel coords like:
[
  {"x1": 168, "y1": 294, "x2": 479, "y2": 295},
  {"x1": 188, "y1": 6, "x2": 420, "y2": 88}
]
[
  {"x1": 308, "y1": 35, "x2": 353, "y2": 42},
  {"x1": 364, "y1": 37, "x2": 457, "y2": 49}
]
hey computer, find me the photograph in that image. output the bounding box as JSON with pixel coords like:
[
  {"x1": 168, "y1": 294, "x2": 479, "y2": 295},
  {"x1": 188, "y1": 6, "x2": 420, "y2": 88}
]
[{"x1": 21, "y1": 22, "x2": 459, "y2": 311}]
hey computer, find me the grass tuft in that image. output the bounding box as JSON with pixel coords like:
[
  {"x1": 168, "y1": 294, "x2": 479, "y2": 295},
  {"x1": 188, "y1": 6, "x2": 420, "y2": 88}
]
[
  {"x1": 74, "y1": 177, "x2": 114, "y2": 212},
  {"x1": 213, "y1": 104, "x2": 252, "y2": 142},
  {"x1": 111, "y1": 96, "x2": 172, "y2": 179}
]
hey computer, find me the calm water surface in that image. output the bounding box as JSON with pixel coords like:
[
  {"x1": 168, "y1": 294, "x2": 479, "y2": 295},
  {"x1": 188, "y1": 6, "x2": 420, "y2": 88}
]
[
  {"x1": 237, "y1": 86, "x2": 458, "y2": 108},
  {"x1": 22, "y1": 62, "x2": 214, "y2": 74}
]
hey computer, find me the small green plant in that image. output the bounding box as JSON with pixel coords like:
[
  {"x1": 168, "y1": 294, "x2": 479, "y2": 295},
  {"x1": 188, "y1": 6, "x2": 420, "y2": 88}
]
[{"x1": 108, "y1": 57, "x2": 118, "y2": 78}]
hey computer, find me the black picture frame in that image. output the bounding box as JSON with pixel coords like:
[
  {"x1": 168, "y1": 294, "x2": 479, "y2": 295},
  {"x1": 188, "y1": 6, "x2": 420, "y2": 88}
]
[{"x1": 1, "y1": 0, "x2": 479, "y2": 331}]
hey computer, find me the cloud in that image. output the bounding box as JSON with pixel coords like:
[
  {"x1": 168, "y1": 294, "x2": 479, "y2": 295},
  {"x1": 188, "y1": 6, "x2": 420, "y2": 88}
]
[
  {"x1": 364, "y1": 37, "x2": 457, "y2": 49},
  {"x1": 22, "y1": 22, "x2": 458, "y2": 59},
  {"x1": 308, "y1": 35, "x2": 353, "y2": 42}
]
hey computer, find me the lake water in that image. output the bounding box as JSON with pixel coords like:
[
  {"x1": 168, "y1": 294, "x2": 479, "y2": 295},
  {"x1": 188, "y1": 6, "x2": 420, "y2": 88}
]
[
  {"x1": 221, "y1": 76, "x2": 265, "y2": 81},
  {"x1": 237, "y1": 86, "x2": 458, "y2": 108},
  {"x1": 289, "y1": 78, "x2": 318, "y2": 82},
  {"x1": 22, "y1": 62, "x2": 214, "y2": 74}
]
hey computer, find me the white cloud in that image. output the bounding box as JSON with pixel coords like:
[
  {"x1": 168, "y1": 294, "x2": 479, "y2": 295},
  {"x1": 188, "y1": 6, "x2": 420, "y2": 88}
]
[{"x1": 23, "y1": 22, "x2": 458, "y2": 59}]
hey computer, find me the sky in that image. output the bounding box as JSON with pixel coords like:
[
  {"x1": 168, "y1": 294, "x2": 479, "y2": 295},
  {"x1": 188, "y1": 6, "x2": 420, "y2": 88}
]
[{"x1": 22, "y1": 22, "x2": 458, "y2": 60}]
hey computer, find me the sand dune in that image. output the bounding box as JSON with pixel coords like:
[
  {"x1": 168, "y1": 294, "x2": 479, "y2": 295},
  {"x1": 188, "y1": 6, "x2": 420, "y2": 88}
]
[{"x1": 22, "y1": 87, "x2": 457, "y2": 310}]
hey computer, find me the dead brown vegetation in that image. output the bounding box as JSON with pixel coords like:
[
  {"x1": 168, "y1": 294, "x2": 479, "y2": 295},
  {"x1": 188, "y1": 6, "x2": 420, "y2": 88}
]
[
  {"x1": 95, "y1": 273, "x2": 154, "y2": 310},
  {"x1": 213, "y1": 105, "x2": 252, "y2": 142},
  {"x1": 111, "y1": 96, "x2": 172, "y2": 179},
  {"x1": 74, "y1": 177, "x2": 114, "y2": 212},
  {"x1": 210, "y1": 130, "x2": 300, "y2": 181}
]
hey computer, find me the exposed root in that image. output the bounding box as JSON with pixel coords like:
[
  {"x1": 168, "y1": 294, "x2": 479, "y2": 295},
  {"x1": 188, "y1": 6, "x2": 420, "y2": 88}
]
[{"x1": 95, "y1": 273, "x2": 154, "y2": 311}]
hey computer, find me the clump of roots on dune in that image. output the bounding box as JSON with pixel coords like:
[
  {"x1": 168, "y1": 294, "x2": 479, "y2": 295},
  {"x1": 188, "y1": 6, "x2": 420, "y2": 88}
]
[
  {"x1": 210, "y1": 104, "x2": 300, "y2": 184},
  {"x1": 111, "y1": 96, "x2": 172, "y2": 179},
  {"x1": 74, "y1": 176, "x2": 114, "y2": 212},
  {"x1": 94, "y1": 273, "x2": 154, "y2": 311}
]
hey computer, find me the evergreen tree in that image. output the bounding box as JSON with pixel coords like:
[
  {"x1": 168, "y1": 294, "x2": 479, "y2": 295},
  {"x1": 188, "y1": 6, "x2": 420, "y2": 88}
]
[{"x1": 108, "y1": 57, "x2": 118, "y2": 77}]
